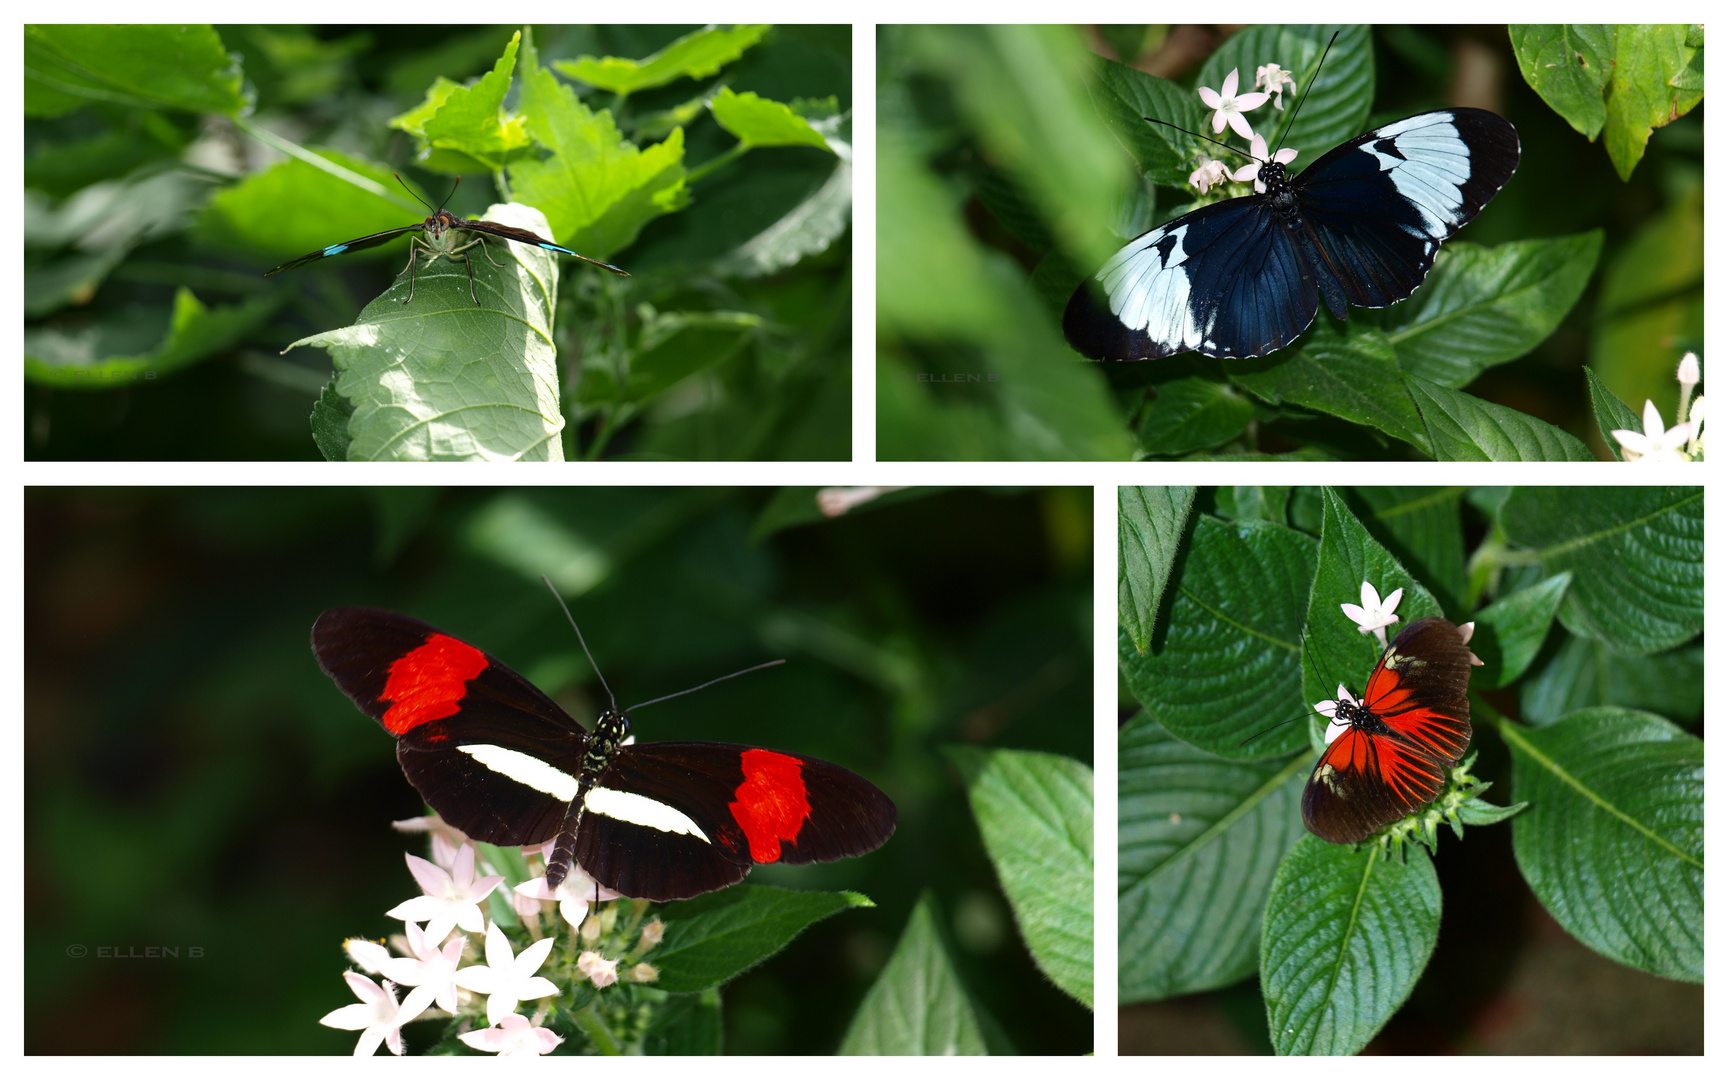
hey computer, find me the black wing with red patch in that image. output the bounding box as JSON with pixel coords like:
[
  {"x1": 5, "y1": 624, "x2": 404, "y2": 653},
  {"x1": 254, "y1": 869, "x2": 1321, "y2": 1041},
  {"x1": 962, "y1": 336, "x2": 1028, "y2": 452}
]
[
  {"x1": 311, "y1": 607, "x2": 896, "y2": 901},
  {"x1": 1301, "y1": 616, "x2": 1474, "y2": 844}
]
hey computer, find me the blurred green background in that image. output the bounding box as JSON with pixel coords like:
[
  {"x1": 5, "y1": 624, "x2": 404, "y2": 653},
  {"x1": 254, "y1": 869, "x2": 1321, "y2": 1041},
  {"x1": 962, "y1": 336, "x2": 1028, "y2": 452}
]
[
  {"x1": 25, "y1": 24, "x2": 851, "y2": 461},
  {"x1": 877, "y1": 24, "x2": 1702, "y2": 460},
  {"x1": 25, "y1": 486, "x2": 1092, "y2": 1054}
]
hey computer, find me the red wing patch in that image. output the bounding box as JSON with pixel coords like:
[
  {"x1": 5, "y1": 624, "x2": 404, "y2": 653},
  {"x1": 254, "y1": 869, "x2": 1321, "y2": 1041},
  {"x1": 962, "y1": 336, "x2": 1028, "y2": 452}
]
[
  {"x1": 380, "y1": 634, "x2": 488, "y2": 735},
  {"x1": 729, "y1": 749, "x2": 811, "y2": 862}
]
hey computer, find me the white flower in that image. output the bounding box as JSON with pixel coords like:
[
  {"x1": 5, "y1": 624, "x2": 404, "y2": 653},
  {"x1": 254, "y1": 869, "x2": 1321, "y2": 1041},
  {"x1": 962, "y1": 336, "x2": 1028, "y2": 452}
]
[
  {"x1": 1198, "y1": 68, "x2": 1271, "y2": 140},
  {"x1": 578, "y1": 950, "x2": 620, "y2": 988},
  {"x1": 319, "y1": 972, "x2": 428, "y2": 1056},
  {"x1": 1612, "y1": 399, "x2": 1693, "y2": 462},
  {"x1": 458, "y1": 1013, "x2": 564, "y2": 1056},
  {"x1": 513, "y1": 845, "x2": 622, "y2": 931},
  {"x1": 386, "y1": 845, "x2": 503, "y2": 947},
  {"x1": 1341, "y1": 581, "x2": 1403, "y2": 648},
  {"x1": 453, "y1": 923, "x2": 561, "y2": 1026}
]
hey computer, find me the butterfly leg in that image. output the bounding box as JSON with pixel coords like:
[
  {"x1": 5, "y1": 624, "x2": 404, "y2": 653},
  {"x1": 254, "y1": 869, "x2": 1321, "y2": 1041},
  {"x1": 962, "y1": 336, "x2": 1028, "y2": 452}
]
[
  {"x1": 445, "y1": 236, "x2": 495, "y2": 306},
  {"x1": 394, "y1": 236, "x2": 430, "y2": 305}
]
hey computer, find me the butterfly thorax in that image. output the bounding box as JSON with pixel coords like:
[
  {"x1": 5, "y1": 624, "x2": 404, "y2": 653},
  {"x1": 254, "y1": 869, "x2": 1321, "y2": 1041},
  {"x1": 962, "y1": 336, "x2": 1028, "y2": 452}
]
[
  {"x1": 421, "y1": 210, "x2": 464, "y2": 253},
  {"x1": 580, "y1": 709, "x2": 631, "y2": 783},
  {"x1": 1259, "y1": 162, "x2": 1302, "y2": 222}
]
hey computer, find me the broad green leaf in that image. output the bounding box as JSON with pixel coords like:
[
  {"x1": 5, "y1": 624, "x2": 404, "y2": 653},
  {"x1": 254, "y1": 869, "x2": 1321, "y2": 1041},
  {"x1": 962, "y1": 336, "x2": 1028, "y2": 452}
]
[
  {"x1": 24, "y1": 24, "x2": 247, "y2": 117},
  {"x1": 1584, "y1": 366, "x2": 1643, "y2": 461},
  {"x1": 642, "y1": 989, "x2": 723, "y2": 1054},
  {"x1": 653, "y1": 885, "x2": 874, "y2": 994},
  {"x1": 1468, "y1": 573, "x2": 1572, "y2": 688},
  {"x1": 1509, "y1": 25, "x2": 1615, "y2": 138},
  {"x1": 973, "y1": 166, "x2": 1054, "y2": 254},
  {"x1": 1499, "y1": 486, "x2": 1703, "y2": 653},
  {"x1": 395, "y1": 32, "x2": 533, "y2": 170},
  {"x1": 513, "y1": 34, "x2": 689, "y2": 259},
  {"x1": 309, "y1": 381, "x2": 355, "y2": 462},
  {"x1": 1119, "y1": 714, "x2": 1307, "y2": 1003},
  {"x1": 577, "y1": 310, "x2": 761, "y2": 408},
  {"x1": 840, "y1": 893, "x2": 989, "y2": 1055},
  {"x1": 1119, "y1": 515, "x2": 1317, "y2": 759},
  {"x1": 1083, "y1": 57, "x2": 1203, "y2": 187},
  {"x1": 1520, "y1": 632, "x2": 1703, "y2": 727},
  {"x1": 1118, "y1": 486, "x2": 1195, "y2": 654},
  {"x1": 946, "y1": 747, "x2": 1093, "y2": 1009},
  {"x1": 1347, "y1": 486, "x2": 1467, "y2": 617},
  {"x1": 202, "y1": 149, "x2": 415, "y2": 264},
  {"x1": 716, "y1": 158, "x2": 851, "y2": 278},
  {"x1": 1215, "y1": 486, "x2": 1291, "y2": 524},
  {"x1": 1384, "y1": 234, "x2": 1602, "y2": 388},
  {"x1": 557, "y1": 25, "x2": 771, "y2": 96},
  {"x1": 1136, "y1": 376, "x2": 1257, "y2": 455},
  {"x1": 1304, "y1": 488, "x2": 1445, "y2": 715},
  {"x1": 25, "y1": 288, "x2": 279, "y2": 387},
  {"x1": 281, "y1": 202, "x2": 572, "y2": 461},
  {"x1": 1202, "y1": 25, "x2": 1372, "y2": 174},
  {"x1": 709, "y1": 88, "x2": 832, "y2": 151},
  {"x1": 1226, "y1": 327, "x2": 1429, "y2": 453},
  {"x1": 1261, "y1": 837, "x2": 1441, "y2": 1055},
  {"x1": 1600, "y1": 25, "x2": 1704, "y2": 180},
  {"x1": 1409, "y1": 376, "x2": 1595, "y2": 460},
  {"x1": 1503, "y1": 708, "x2": 1703, "y2": 981}
]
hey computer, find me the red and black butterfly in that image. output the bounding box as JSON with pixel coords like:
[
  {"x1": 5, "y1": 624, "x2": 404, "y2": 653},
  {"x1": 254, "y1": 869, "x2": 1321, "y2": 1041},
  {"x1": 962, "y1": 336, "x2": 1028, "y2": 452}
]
[
  {"x1": 1301, "y1": 616, "x2": 1475, "y2": 844},
  {"x1": 311, "y1": 608, "x2": 896, "y2": 901}
]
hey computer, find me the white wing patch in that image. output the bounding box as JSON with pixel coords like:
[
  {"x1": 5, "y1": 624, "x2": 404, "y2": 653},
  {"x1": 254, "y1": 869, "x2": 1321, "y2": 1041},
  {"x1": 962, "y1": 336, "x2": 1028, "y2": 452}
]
[
  {"x1": 459, "y1": 744, "x2": 579, "y2": 802},
  {"x1": 1360, "y1": 114, "x2": 1473, "y2": 240},
  {"x1": 1096, "y1": 222, "x2": 1206, "y2": 352},
  {"x1": 587, "y1": 786, "x2": 712, "y2": 843}
]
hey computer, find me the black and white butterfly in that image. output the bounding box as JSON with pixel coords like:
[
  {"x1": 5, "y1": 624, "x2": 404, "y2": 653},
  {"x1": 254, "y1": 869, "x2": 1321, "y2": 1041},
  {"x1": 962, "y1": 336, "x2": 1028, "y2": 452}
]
[{"x1": 1063, "y1": 107, "x2": 1520, "y2": 361}]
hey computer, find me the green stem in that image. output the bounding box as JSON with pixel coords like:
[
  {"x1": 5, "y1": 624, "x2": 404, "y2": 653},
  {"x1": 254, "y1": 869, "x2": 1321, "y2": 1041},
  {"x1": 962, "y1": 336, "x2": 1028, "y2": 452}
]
[
  {"x1": 685, "y1": 141, "x2": 749, "y2": 185},
  {"x1": 232, "y1": 117, "x2": 418, "y2": 212},
  {"x1": 571, "y1": 999, "x2": 622, "y2": 1055}
]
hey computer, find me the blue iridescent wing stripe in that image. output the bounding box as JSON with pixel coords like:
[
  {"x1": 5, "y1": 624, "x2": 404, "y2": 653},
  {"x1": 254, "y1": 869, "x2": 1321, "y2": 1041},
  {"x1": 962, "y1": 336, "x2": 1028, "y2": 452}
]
[
  {"x1": 455, "y1": 219, "x2": 630, "y2": 276},
  {"x1": 263, "y1": 224, "x2": 423, "y2": 276}
]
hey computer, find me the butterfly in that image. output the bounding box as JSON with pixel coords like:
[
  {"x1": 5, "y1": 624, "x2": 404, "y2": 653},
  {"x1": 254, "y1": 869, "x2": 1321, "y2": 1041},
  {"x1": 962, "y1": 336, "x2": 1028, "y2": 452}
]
[
  {"x1": 265, "y1": 174, "x2": 628, "y2": 307},
  {"x1": 311, "y1": 608, "x2": 896, "y2": 901},
  {"x1": 1063, "y1": 108, "x2": 1520, "y2": 361},
  {"x1": 1301, "y1": 616, "x2": 1475, "y2": 843}
]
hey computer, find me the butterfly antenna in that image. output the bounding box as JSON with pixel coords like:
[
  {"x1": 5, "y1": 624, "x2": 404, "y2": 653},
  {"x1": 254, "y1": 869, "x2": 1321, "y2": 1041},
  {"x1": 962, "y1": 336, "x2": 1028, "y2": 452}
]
[
  {"x1": 1239, "y1": 709, "x2": 1318, "y2": 748},
  {"x1": 1270, "y1": 29, "x2": 1340, "y2": 156},
  {"x1": 393, "y1": 172, "x2": 437, "y2": 214},
  {"x1": 627, "y1": 659, "x2": 786, "y2": 713},
  {"x1": 541, "y1": 575, "x2": 617, "y2": 712}
]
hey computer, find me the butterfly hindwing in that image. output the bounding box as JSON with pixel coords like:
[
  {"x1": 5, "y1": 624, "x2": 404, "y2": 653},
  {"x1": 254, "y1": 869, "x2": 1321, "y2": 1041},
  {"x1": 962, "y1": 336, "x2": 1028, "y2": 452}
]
[{"x1": 1301, "y1": 616, "x2": 1475, "y2": 843}]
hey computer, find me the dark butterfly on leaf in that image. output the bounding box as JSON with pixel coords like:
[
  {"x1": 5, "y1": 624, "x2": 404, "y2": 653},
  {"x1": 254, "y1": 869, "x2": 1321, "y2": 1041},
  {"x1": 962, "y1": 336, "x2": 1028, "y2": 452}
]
[
  {"x1": 1301, "y1": 616, "x2": 1475, "y2": 843},
  {"x1": 1063, "y1": 93, "x2": 1520, "y2": 361}
]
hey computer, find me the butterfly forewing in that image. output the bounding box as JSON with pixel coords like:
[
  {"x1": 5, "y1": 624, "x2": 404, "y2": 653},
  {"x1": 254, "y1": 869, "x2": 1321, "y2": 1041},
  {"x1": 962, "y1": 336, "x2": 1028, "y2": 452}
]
[{"x1": 1301, "y1": 616, "x2": 1474, "y2": 843}]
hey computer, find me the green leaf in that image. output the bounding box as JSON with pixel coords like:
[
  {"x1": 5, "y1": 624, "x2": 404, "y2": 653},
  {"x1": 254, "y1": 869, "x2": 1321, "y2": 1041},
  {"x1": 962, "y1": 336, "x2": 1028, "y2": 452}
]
[
  {"x1": 1520, "y1": 632, "x2": 1702, "y2": 727},
  {"x1": 1509, "y1": 25, "x2": 1615, "y2": 139},
  {"x1": 578, "y1": 310, "x2": 761, "y2": 408},
  {"x1": 1118, "y1": 486, "x2": 1195, "y2": 654},
  {"x1": 1499, "y1": 486, "x2": 1703, "y2": 653},
  {"x1": 1226, "y1": 327, "x2": 1428, "y2": 453},
  {"x1": 202, "y1": 149, "x2": 416, "y2": 265},
  {"x1": 1599, "y1": 26, "x2": 1705, "y2": 180},
  {"x1": 1119, "y1": 515, "x2": 1317, "y2": 759},
  {"x1": 556, "y1": 25, "x2": 771, "y2": 96},
  {"x1": 1347, "y1": 486, "x2": 1467, "y2": 617},
  {"x1": 653, "y1": 884, "x2": 874, "y2": 994},
  {"x1": 280, "y1": 202, "x2": 572, "y2": 461},
  {"x1": 1261, "y1": 837, "x2": 1441, "y2": 1055},
  {"x1": 1584, "y1": 366, "x2": 1643, "y2": 461},
  {"x1": 1503, "y1": 708, "x2": 1702, "y2": 981},
  {"x1": 25, "y1": 288, "x2": 279, "y2": 387},
  {"x1": 309, "y1": 381, "x2": 354, "y2": 462},
  {"x1": 1215, "y1": 486, "x2": 1292, "y2": 524},
  {"x1": 1119, "y1": 715, "x2": 1307, "y2": 1003},
  {"x1": 945, "y1": 747, "x2": 1093, "y2": 1009},
  {"x1": 709, "y1": 87, "x2": 833, "y2": 151},
  {"x1": 1408, "y1": 376, "x2": 1595, "y2": 460},
  {"x1": 401, "y1": 32, "x2": 534, "y2": 170},
  {"x1": 1383, "y1": 234, "x2": 1602, "y2": 388},
  {"x1": 641, "y1": 989, "x2": 723, "y2": 1054},
  {"x1": 1469, "y1": 573, "x2": 1572, "y2": 688},
  {"x1": 839, "y1": 893, "x2": 989, "y2": 1054},
  {"x1": 1304, "y1": 488, "x2": 1445, "y2": 711},
  {"x1": 1135, "y1": 376, "x2": 1256, "y2": 455},
  {"x1": 512, "y1": 34, "x2": 689, "y2": 259},
  {"x1": 24, "y1": 24, "x2": 247, "y2": 117},
  {"x1": 716, "y1": 158, "x2": 851, "y2": 278}
]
